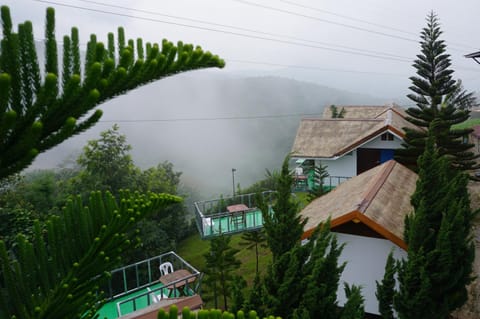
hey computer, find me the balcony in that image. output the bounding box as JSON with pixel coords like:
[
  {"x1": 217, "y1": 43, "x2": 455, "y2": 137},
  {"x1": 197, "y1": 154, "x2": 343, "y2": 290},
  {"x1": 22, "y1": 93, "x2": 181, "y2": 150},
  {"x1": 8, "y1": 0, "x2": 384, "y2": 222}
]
[
  {"x1": 194, "y1": 191, "x2": 275, "y2": 239},
  {"x1": 96, "y1": 251, "x2": 202, "y2": 319},
  {"x1": 293, "y1": 174, "x2": 350, "y2": 192}
]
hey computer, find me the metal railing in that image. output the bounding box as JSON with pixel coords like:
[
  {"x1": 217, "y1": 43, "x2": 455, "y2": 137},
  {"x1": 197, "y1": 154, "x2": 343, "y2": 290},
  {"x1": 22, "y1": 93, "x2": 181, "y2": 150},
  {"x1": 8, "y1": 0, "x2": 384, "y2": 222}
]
[
  {"x1": 293, "y1": 175, "x2": 350, "y2": 192},
  {"x1": 105, "y1": 251, "x2": 201, "y2": 300},
  {"x1": 194, "y1": 191, "x2": 276, "y2": 238}
]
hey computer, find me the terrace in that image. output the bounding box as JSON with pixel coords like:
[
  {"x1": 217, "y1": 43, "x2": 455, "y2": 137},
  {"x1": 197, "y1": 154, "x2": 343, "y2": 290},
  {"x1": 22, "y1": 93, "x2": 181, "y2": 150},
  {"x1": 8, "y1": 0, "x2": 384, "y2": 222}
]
[
  {"x1": 194, "y1": 191, "x2": 276, "y2": 239},
  {"x1": 96, "y1": 251, "x2": 202, "y2": 319}
]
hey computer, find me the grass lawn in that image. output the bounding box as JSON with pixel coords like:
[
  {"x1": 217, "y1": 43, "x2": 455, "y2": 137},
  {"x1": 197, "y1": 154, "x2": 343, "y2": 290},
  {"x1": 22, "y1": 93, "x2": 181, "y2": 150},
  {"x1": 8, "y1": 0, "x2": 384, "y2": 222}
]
[{"x1": 176, "y1": 232, "x2": 272, "y2": 287}]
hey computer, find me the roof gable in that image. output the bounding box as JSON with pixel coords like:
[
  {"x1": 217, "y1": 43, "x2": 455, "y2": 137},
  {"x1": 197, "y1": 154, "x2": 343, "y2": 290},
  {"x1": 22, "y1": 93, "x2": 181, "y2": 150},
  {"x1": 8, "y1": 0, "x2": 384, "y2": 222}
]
[
  {"x1": 300, "y1": 160, "x2": 417, "y2": 249},
  {"x1": 292, "y1": 106, "x2": 420, "y2": 158}
]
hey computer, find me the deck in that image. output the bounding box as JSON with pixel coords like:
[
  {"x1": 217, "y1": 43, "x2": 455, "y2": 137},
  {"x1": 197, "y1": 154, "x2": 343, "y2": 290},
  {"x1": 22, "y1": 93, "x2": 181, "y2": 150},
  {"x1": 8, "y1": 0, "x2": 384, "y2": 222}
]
[
  {"x1": 96, "y1": 251, "x2": 202, "y2": 319},
  {"x1": 194, "y1": 191, "x2": 275, "y2": 239}
]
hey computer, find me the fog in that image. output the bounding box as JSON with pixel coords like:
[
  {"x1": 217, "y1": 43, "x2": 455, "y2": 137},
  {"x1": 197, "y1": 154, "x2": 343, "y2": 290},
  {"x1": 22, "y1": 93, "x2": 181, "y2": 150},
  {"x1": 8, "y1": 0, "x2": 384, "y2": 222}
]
[{"x1": 30, "y1": 70, "x2": 386, "y2": 199}]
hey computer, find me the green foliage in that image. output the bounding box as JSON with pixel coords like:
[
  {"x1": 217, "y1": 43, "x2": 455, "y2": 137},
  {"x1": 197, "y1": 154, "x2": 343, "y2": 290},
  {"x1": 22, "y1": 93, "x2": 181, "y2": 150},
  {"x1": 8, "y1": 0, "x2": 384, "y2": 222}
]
[
  {"x1": 0, "y1": 5, "x2": 224, "y2": 180},
  {"x1": 306, "y1": 163, "x2": 329, "y2": 202},
  {"x1": 395, "y1": 13, "x2": 477, "y2": 172},
  {"x1": 375, "y1": 252, "x2": 396, "y2": 319},
  {"x1": 339, "y1": 284, "x2": 365, "y2": 319},
  {"x1": 203, "y1": 235, "x2": 242, "y2": 310},
  {"x1": 330, "y1": 105, "x2": 346, "y2": 118},
  {"x1": 240, "y1": 230, "x2": 267, "y2": 275},
  {"x1": 389, "y1": 138, "x2": 475, "y2": 319},
  {"x1": 0, "y1": 190, "x2": 181, "y2": 319},
  {"x1": 259, "y1": 155, "x2": 306, "y2": 262},
  {"x1": 73, "y1": 124, "x2": 137, "y2": 195}
]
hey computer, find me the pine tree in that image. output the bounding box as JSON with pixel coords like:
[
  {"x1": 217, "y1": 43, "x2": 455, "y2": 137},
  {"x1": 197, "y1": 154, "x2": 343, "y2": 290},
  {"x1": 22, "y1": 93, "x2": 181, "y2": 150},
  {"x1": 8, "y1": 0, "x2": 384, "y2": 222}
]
[
  {"x1": 0, "y1": 190, "x2": 181, "y2": 318},
  {"x1": 259, "y1": 155, "x2": 306, "y2": 261},
  {"x1": 375, "y1": 252, "x2": 396, "y2": 319},
  {"x1": 0, "y1": 6, "x2": 224, "y2": 180},
  {"x1": 394, "y1": 137, "x2": 475, "y2": 319},
  {"x1": 239, "y1": 229, "x2": 267, "y2": 275},
  {"x1": 395, "y1": 13, "x2": 477, "y2": 172},
  {"x1": 203, "y1": 235, "x2": 241, "y2": 310},
  {"x1": 306, "y1": 163, "x2": 329, "y2": 202},
  {"x1": 339, "y1": 284, "x2": 365, "y2": 319}
]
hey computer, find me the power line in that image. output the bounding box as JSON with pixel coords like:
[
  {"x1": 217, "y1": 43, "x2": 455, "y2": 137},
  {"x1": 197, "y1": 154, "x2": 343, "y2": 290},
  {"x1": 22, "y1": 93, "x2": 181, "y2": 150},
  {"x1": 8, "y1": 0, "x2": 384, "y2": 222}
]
[
  {"x1": 67, "y1": 0, "x2": 411, "y2": 61},
  {"x1": 276, "y1": 0, "x2": 477, "y2": 50},
  {"x1": 33, "y1": 0, "x2": 411, "y2": 62},
  {"x1": 226, "y1": 59, "x2": 409, "y2": 77},
  {"x1": 230, "y1": 0, "x2": 472, "y2": 53},
  {"x1": 98, "y1": 112, "x2": 324, "y2": 123}
]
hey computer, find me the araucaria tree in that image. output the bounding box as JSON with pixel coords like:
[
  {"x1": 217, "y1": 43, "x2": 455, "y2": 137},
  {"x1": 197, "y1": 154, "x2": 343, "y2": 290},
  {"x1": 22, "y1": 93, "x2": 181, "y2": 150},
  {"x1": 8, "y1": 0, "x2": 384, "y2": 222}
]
[
  {"x1": 0, "y1": 5, "x2": 224, "y2": 319},
  {"x1": 395, "y1": 13, "x2": 477, "y2": 172},
  {"x1": 377, "y1": 138, "x2": 476, "y2": 319},
  {"x1": 0, "y1": 5, "x2": 224, "y2": 180}
]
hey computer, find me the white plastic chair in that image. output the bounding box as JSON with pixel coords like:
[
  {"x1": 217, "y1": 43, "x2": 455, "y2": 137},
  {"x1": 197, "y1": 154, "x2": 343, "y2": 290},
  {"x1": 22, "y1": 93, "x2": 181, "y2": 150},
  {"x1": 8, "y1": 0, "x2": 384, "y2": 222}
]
[
  {"x1": 159, "y1": 261, "x2": 174, "y2": 276},
  {"x1": 147, "y1": 287, "x2": 168, "y2": 303}
]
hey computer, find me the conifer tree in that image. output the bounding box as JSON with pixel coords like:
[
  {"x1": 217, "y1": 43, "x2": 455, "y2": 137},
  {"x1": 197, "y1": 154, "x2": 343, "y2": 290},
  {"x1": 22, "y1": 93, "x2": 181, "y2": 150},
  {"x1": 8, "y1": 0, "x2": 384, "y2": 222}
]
[
  {"x1": 239, "y1": 229, "x2": 267, "y2": 275},
  {"x1": 386, "y1": 137, "x2": 475, "y2": 319},
  {"x1": 203, "y1": 235, "x2": 241, "y2": 310},
  {"x1": 395, "y1": 13, "x2": 477, "y2": 172},
  {"x1": 0, "y1": 6, "x2": 224, "y2": 180},
  {"x1": 375, "y1": 252, "x2": 396, "y2": 319},
  {"x1": 0, "y1": 190, "x2": 181, "y2": 318},
  {"x1": 259, "y1": 155, "x2": 306, "y2": 261}
]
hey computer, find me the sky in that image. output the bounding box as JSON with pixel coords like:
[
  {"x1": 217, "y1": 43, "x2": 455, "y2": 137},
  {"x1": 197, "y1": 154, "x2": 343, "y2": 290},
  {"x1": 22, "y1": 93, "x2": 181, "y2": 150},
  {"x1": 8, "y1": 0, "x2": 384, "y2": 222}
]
[
  {"x1": 3, "y1": 0, "x2": 480, "y2": 197},
  {"x1": 3, "y1": 0, "x2": 480, "y2": 98}
]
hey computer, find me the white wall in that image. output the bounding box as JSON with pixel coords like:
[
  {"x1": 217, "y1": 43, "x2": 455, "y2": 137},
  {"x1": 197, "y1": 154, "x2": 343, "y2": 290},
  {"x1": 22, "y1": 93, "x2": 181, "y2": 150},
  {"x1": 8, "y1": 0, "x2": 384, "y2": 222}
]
[
  {"x1": 317, "y1": 150, "x2": 356, "y2": 186},
  {"x1": 361, "y1": 134, "x2": 402, "y2": 150},
  {"x1": 335, "y1": 233, "x2": 406, "y2": 315}
]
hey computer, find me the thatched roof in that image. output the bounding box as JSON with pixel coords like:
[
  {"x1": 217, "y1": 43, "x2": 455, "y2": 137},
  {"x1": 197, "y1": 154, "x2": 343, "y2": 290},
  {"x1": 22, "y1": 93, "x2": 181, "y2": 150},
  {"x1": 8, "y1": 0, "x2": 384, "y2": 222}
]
[
  {"x1": 300, "y1": 160, "x2": 417, "y2": 249},
  {"x1": 292, "y1": 106, "x2": 420, "y2": 158}
]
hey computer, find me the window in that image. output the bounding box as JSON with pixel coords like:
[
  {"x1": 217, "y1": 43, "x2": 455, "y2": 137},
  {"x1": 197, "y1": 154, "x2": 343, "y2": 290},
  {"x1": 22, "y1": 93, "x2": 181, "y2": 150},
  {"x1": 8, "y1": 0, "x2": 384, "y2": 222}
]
[{"x1": 381, "y1": 132, "x2": 394, "y2": 141}]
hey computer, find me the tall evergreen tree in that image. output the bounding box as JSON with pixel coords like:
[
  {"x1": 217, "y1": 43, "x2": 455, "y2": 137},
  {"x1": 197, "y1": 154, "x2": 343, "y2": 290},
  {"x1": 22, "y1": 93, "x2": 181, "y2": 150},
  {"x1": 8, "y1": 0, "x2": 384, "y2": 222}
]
[
  {"x1": 375, "y1": 252, "x2": 396, "y2": 319},
  {"x1": 259, "y1": 155, "x2": 306, "y2": 262},
  {"x1": 203, "y1": 235, "x2": 241, "y2": 310},
  {"x1": 395, "y1": 13, "x2": 477, "y2": 172},
  {"x1": 239, "y1": 230, "x2": 267, "y2": 276},
  {"x1": 388, "y1": 137, "x2": 475, "y2": 319},
  {"x1": 0, "y1": 6, "x2": 224, "y2": 180}
]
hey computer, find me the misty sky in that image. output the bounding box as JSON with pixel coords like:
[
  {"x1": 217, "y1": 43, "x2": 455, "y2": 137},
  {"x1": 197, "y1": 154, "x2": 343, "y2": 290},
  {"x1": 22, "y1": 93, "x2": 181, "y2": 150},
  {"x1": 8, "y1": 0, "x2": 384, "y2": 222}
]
[
  {"x1": 3, "y1": 0, "x2": 480, "y2": 97},
  {"x1": 3, "y1": 0, "x2": 480, "y2": 197}
]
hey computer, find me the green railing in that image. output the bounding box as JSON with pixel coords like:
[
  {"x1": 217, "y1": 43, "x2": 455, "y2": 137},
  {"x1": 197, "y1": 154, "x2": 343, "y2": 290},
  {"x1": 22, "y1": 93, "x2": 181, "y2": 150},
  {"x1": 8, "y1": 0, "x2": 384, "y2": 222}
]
[{"x1": 194, "y1": 191, "x2": 275, "y2": 239}]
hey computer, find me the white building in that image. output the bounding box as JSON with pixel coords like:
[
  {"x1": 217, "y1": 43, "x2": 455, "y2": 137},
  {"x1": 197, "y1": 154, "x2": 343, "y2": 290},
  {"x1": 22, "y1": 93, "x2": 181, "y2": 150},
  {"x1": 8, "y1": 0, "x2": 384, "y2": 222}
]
[
  {"x1": 291, "y1": 105, "x2": 421, "y2": 186},
  {"x1": 299, "y1": 160, "x2": 417, "y2": 315}
]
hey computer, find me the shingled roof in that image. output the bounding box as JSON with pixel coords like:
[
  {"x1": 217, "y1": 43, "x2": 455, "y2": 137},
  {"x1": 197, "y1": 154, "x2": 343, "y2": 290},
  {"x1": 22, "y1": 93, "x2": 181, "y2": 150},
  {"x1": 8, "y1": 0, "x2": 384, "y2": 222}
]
[
  {"x1": 291, "y1": 106, "x2": 419, "y2": 158},
  {"x1": 300, "y1": 160, "x2": 417, "y2": 249}
]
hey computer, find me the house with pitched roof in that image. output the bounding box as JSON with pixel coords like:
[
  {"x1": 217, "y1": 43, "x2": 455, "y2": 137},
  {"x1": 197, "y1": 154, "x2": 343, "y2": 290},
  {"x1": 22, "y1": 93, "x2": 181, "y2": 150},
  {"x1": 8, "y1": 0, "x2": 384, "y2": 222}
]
[
  {"x1": 299, "y1": 160, "x2": 417, "y2": 315},
  {"x1": 291, "y1": 105, "x2": 421, "y2": 186}
]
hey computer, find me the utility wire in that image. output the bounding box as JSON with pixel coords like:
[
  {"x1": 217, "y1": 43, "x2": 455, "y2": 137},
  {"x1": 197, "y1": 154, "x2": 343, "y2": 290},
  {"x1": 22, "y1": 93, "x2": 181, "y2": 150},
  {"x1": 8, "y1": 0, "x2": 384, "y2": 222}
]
[
  {"x1": 277, "y1": 0, "x2": 477, "y2": 50},
  {"x1": 98, "y1": 112, "x2": 324, "y2": 123},
  {"x1": 66, "y1": 0, "x2": 411, "y2": 61},
  {"x1": 33, "y1": 0, "x2": 411, "y2": 62},
  {"x1": 230, "y1": 0, "x2": 472, "y2": 53}
]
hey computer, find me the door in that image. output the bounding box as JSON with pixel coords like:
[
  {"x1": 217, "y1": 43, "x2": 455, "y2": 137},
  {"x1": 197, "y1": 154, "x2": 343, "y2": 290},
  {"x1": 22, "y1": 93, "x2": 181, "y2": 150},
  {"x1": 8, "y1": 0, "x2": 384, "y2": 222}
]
[{"x1": 357, "y1": 148, "x2": 381, "y2": 174}]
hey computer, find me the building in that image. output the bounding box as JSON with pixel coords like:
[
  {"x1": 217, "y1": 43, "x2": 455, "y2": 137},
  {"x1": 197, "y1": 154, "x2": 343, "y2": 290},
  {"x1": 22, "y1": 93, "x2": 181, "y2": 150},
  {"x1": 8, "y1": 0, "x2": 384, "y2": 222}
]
[
  {"x1": 291, "y1": 105, "x2": 421, "y2": 187},
  {"x1": 299, "y1": 160, "x2": 417, "y2": 315}
]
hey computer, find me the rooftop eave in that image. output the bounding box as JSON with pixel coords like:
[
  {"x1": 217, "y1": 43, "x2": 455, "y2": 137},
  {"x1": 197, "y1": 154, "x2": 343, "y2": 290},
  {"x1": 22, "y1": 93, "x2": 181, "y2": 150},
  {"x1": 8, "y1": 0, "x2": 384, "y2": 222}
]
[{"x1": 301, "y1": 210, "x2": 407, "y2": 251}]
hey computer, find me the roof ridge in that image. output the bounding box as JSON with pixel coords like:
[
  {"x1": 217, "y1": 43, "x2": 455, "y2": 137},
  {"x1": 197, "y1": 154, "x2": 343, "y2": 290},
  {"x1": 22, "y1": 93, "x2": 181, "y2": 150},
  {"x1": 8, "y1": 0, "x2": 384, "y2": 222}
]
[
  {"x1": 357, "y1": 160, "x2": 396, "y2": 213},
  {"x1": 302, "y1": 118, "x2": 384, "y2": 122}
]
